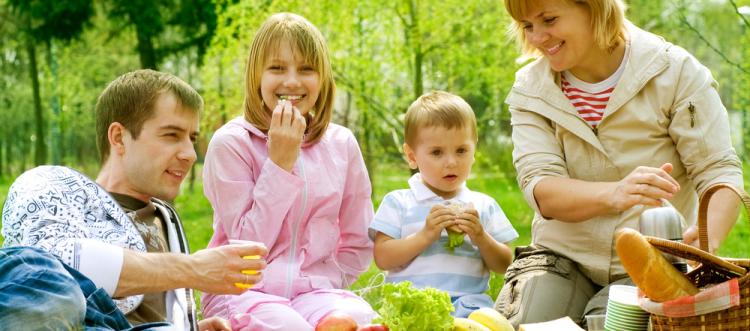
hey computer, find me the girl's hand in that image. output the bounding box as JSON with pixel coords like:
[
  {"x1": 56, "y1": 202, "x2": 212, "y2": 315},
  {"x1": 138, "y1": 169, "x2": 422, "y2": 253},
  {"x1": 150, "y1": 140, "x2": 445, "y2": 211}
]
[
  {"x1": 454, "y1": 206, "x2": 484, "y2": 241},
  {"x1": 419, "y1": 205, "x2": 456, "y2": 243},
  {"x1": 607, "y1": 163, "x2": 680, "y2": 212},
  {"x1": 268, "y1": 100, "x2": 307, "y2": 172}
]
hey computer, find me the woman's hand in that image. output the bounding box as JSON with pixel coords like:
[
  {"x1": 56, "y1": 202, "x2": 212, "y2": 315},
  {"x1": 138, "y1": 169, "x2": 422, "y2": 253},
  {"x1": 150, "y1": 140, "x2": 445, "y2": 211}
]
[
  {"x1": 268, "y1": 100, "x2": 307, "y2": 172},
  {"x1": 607, "y1": 163, "x2": 680, "y2": 212},
  {"x1": 418, "y1": 204, "x2": 456, "y2": 243}
]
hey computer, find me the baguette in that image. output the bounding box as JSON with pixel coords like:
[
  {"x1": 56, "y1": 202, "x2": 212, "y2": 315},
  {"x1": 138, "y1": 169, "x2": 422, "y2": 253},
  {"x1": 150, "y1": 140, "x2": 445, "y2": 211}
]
[{"x1": 615, "y1": 228, "x2": 698, "y2": 302}]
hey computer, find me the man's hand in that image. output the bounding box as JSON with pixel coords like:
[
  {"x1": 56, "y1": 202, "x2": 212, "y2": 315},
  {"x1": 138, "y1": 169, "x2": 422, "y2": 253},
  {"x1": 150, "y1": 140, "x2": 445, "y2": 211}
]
[
  {"x1": 198, "y1": 316, "x2": 232, "y2": 331},
  {"x1": 418, "y1": 204, "x2": 456, "y2": 243},
  {"x1": 187, "y1": 242, "x2": 268, "y2": 295},
  {"x1": 268, "y1": 100, "x2": 306, "y2": 171}
]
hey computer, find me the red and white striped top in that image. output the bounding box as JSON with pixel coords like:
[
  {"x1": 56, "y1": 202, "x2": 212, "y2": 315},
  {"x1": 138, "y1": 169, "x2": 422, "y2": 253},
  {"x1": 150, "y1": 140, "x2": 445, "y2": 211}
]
[{"x1": 561, "y1": 45, "x2": 629, "y2": 129}]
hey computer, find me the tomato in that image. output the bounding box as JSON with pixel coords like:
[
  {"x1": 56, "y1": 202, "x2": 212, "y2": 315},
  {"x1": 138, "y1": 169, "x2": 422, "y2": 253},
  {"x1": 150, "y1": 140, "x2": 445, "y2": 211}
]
[
  {"x1": 315, "y1": 312, "x2": 358, "y2": 331},
  {"x1": 356, "y1": 324, "x2": 389, "y2": 331}
]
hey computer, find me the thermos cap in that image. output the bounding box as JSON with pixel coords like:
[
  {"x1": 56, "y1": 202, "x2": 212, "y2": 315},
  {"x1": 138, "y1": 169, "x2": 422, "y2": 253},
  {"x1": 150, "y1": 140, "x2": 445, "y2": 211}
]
[{"x1": 639, "y1": 206, "x2": 684, "y2": 240}]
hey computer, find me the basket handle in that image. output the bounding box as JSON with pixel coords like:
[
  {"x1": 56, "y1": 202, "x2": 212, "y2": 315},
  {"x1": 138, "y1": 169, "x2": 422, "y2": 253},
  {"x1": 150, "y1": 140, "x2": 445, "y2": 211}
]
[{"x1": 697, "y1": 183, "x2": 750, "y2": 252}]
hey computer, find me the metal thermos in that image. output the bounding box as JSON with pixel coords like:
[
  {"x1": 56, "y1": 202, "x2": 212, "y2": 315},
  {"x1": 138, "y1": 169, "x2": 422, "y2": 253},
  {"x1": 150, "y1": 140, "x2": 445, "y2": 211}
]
[{"x1": 639, "y1": 206, "x2": 688, "y2": 273}]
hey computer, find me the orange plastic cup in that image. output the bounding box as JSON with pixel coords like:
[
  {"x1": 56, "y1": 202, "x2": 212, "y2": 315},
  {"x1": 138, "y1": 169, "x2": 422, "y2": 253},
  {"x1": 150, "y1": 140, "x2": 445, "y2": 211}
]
[{"x1": 234, "y1": 255, "x2": 260, "y2": 289}]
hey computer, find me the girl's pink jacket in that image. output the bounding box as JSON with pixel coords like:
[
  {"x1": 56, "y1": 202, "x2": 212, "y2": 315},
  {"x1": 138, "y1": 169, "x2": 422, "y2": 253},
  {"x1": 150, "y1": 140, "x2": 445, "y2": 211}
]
[{"x1": 201, "y1": 117, "x2": 374, "y2": 304}]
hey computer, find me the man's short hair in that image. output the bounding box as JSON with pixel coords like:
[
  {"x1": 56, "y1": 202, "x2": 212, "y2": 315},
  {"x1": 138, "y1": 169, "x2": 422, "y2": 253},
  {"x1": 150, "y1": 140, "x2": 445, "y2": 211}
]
[
  {"x1": 95, "y1": 69, "x2": 203, "y2": 163},
  {"x1": 404, "y1": 91, "x2": 478, "y2": 147}
]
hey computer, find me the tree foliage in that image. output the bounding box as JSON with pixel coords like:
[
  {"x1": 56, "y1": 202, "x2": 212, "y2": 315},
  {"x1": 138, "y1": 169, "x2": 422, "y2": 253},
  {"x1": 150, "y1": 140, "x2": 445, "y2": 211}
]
[{"x1": 0, "y1": 0, "x2": 748, "y2": 185}]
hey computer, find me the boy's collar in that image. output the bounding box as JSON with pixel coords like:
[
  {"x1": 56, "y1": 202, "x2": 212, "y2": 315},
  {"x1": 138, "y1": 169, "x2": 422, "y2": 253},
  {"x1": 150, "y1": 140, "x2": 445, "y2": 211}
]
[{"x1": 408, "y1": 173, "x2": 470, "y2": 203}]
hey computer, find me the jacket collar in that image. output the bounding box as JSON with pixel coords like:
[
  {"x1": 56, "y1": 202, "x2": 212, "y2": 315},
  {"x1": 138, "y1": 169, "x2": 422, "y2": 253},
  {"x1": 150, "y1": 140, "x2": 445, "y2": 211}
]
[
  {"x1": 507, "y1": 22, "x2": 671, "y2": 153},
  {"x1": 408, "y1": 173, "x2": 471, "y2": 203}
]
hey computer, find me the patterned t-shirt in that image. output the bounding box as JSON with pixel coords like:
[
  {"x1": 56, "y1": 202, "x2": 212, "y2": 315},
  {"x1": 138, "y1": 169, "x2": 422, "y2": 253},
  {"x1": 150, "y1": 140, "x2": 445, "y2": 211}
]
[{"x1": 1, "y1": 166, "x2": 146, "y2": 313}]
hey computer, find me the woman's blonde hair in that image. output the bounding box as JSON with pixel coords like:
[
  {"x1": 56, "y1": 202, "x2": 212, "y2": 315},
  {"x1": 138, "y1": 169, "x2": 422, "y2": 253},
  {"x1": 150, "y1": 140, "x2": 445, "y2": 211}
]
[
  {"x1": 244, "y1": 13, "x2": 335, "y2": 144},
  {"x1": 504, "y1": 0, "x2": 627, "y2": 58}
]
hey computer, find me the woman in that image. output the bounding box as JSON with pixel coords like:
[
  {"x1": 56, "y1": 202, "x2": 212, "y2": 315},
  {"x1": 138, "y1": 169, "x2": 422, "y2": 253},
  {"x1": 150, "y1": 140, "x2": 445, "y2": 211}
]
[{"x1": 495, "y1": 0, "x2": 743, "y2": 328}]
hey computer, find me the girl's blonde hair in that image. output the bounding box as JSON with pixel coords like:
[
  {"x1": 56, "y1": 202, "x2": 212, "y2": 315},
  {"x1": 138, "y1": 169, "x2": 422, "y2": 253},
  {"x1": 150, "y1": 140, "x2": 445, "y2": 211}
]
[
  {"x1": 244, "y1": 13, "x2": 335, "y2": 144},
  {"x1": 504, "y1": 0, "x2": 627, "y2": 58}
]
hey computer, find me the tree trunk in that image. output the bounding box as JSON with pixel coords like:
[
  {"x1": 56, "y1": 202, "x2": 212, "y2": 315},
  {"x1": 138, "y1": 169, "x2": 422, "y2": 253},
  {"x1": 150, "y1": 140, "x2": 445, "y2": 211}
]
[
  {"x1": 362, "y1": 108, "x2": 375, "y2": 197},
  {"x1": 26, "y1": 37, "x2": 46, "y2": 166},
  {"x1": 135, "y1": 23, "x2": 158, "y2": 69},
  {"x1": 0, "y1": 136, "x2": 4, "y2": 179},
  {"x1": 46, "y1": 39, "x2": 62, "y2": 165},
  {"x1": 342, "y1": 91, "x2": 352, "y2": 128},
  {"x1": 218, "y1": 58, "x2": 227, "y2": 124},
  {"x1": 408, "y1": 0, "x2": 423, "y2": 99},
  {"x1": 21, "y1": 121, "x2": 30, "y2": 172}
]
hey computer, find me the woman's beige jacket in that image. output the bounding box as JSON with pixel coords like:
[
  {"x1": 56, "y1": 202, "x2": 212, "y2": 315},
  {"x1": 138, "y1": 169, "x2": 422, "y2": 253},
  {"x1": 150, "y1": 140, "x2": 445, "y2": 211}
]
[{"x1": 508, "y1": 24, "x2": 743, "y2": 285}]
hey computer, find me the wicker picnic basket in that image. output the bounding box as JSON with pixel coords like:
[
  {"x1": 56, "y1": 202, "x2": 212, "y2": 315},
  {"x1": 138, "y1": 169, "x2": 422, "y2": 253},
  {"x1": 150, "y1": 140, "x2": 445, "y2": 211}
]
[{"x1": 645, "y1": 183, "x2": 750, "y2": 331}]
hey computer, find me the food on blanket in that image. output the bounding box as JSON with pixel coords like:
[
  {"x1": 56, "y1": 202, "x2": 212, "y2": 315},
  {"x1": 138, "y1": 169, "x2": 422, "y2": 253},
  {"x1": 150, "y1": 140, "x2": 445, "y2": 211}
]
[
  {"x1": 444, "y1": 201, "x2": 466, "y2": 252},
  {"x1": 454, "y1": 317, "x2": 492, "y2": 331},
  {"x1": 468, "y1": 308, "x2": 515, "y2": 331},
  {"x1": 372, "y1": 281, "x2": 454, "y2": 331},
  {"x1": 615, "y1": 228, "x2": 698, "y2": 302},
  {"x1": 315, "y1": 312, "x2": 358, "y2": 331},
  {"x1": 356, "y1": 324, "x2": 389, "y2": 331}
]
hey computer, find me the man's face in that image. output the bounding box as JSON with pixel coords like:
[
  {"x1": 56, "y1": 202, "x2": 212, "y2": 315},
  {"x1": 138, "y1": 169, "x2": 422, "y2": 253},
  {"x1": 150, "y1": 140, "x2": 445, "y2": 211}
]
[{"x1": 119, "y1": 92, "x2": 198, "y2": 201}]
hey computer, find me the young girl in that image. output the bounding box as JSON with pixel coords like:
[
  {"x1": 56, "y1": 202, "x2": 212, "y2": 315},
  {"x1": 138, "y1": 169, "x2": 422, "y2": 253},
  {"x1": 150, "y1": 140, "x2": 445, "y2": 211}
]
[{"x1": 201, "y1": 13, "x2": 376, "y2": 331}]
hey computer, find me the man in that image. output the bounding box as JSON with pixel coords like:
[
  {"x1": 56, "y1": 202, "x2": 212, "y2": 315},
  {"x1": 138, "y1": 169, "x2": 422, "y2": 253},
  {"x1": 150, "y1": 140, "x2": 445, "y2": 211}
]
[{"x1": 1, "y1": 69, "x2": 267, "y2": 330}]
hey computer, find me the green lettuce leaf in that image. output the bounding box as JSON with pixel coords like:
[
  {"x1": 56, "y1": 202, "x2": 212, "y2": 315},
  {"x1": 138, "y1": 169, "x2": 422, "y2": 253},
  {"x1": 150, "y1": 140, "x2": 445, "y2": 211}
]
[
  {"x1": 372, "y1": 281, "x2": 454, "y2": 331},
  {"x1": 445, "y1": 229, "x2": 465, "y2": 253}
]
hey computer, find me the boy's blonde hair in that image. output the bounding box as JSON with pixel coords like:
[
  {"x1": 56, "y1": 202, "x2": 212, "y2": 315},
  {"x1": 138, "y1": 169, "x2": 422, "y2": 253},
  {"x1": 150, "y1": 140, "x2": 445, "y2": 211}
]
[
  {"x1": 504, "y1": 0, "x2": 627, "y2": 58},
  {"x1": 404, "y1": 91, "x2": 477, "y2": 147},
  {"x1": 243, "y1": 12, "x2": 335, "y2": 144}
]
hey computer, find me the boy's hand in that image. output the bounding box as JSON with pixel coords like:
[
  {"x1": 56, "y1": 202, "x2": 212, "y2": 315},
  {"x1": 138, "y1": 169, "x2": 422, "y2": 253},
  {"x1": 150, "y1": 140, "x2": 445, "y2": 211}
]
[
  {"x1": 454, "y1": 206, "x2": 484, "y2": 241},
  {"x1": 419, "y1": 204, "x2": 456, "y2": 243}
]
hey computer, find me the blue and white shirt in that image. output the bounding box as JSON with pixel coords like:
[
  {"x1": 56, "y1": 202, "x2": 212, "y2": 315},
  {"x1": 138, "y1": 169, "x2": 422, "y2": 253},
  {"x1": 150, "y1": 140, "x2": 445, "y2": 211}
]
[{"x1": 369, "y1": 173, "x2": 518, "y2": 296}]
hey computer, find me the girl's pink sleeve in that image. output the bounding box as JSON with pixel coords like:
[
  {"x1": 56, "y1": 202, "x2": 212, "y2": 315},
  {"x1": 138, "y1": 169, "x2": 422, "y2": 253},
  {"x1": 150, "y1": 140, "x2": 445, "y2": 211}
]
[
  {"x1": 202, "y1": 130, "x2": 303, "y2": 248},
  {"x1": 335, "y1": 132, "x2": 375, "y2": 284}
]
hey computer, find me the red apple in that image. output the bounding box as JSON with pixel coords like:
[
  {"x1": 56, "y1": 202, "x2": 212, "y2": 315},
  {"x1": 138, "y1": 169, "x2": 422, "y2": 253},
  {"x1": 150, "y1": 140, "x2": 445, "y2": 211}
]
[
  {"x1": 356, "y1": 324, "x2": 389, "y2": 331},
  {"x1": 315, "y1": 312, "x2": 358, "y2": 331}
]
